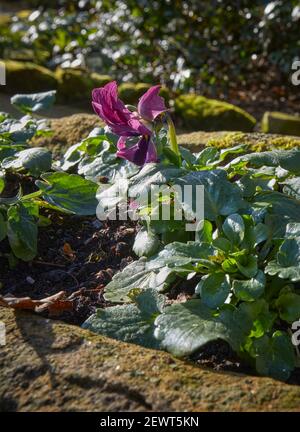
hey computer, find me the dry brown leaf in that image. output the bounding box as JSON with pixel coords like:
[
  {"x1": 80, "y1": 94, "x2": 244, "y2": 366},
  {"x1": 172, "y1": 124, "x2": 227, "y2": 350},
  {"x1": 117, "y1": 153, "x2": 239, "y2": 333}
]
[
  {"x1": 63, "y1": 242, "x2": 76, "y2": 260},
  {"x1": 0, "y1": 291, "x2": 73, "y2": 316}
]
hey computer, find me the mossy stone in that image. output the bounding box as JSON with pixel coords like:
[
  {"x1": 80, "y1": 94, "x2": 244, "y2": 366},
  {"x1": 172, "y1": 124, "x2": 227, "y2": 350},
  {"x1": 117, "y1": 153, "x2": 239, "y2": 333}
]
[
  {"x1": 0, "y1": 60, "x2": 58, "y2": 94},
  {"x1": 90, "y1": 72, "x2": 112, "y2": 88},
  {"x1": 262, "y1": 111, "x2": 300, "y2": 136},
  {"x1": 177, "y1": 131, "x2": 300, "y2": 152},
  {"x1": 56, "y1": 68, "x2": 112, "y2": 102},
  {"x1": 0, "y1": 14, "x2": 12, "y2": 27},
  {"x1": 1, "y1": 307, "x2": 300, "y2": 411},
  {"x1": 174, "y1": 94, "x2": 256, "y2": 132},
  {"x1": 118, "y1": 82, "x2": 170, "y2": 105}
]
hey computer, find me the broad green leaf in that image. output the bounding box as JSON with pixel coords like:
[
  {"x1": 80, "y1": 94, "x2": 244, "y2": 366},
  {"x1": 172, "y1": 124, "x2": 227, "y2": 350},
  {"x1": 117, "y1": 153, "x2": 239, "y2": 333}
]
[
  {"x1": 195, "y1": 147, "x2": 219, "y2": 167},
  {"x1": 82, "y1": 289, "x2": 165, "y2": 349},
  {"x1": 233, "y1": 270, "x2": 266, "y2": 302},
  {"x1": 195, "y1": 273, "x2": 231, "y2": 308},
  {"x1": 231, "y1": 149, "x2": 300, "y2": 175},
  {"x1": 266, "y1": 238, "x2": 300, "y2": 282},
  {"x1": 154, "y1": 299, "x2": 249, "y2": 357},
  {"x1": 36, "y1": 172, "x2": 98, "y2": 216},
  {"x1": 11, "y1": 91, "x2": 56, "y2": 114},
  {"x1": 253, "y1": 332, "x2": 296, "y2": 381},
  {"x1": 237, "y1": 174, "x2": 276, "y2": 198},
  {"x1": 129, "y1": 163, "x2": 185, "y2": 198},
  {"x1": 177, "y1": 169, "x2": 246, "y2": 221},
  {"x1": 285, "y1": 223, "x2": 300, "y2": 238},
  {"x1": 2, "y1": 147, "x2": 52, "y2": 177},
  {"x1": 235, "y1": 254, "x2": 258, "y2": 278},
  {"x1": 238, "y1": 299, "x2": 275, "y2": 339},
  {"x1": 275, "y1": 293, "x2": 300, "y2": 323},
  {"x1": 212, "y1": 237, "x2": 232, "y2": 253},
  {"x1": 104, "y1": 258, "x2": 168, "y2": 303},
  {"x1": 281, "y1": 177, "x2": 300, "y2": 200},
  {"x1": 195, "y1": 220, "x2": 213, "y2": 243},
  {"x1": 7, "y1": 202, "x2": 38, "y2": 261},
  {"x1": 253, "y1": 192, "x2": 300, "y2": 232},
  {"x1": 105, "y1": 241, "x2": 215, "y2": 302},
  {"x1": 133, "y1": 228, "x2": 160, "y2": 257},
  {"x1": 223, "y1": 213, "x2": 245, "y2": 245}
]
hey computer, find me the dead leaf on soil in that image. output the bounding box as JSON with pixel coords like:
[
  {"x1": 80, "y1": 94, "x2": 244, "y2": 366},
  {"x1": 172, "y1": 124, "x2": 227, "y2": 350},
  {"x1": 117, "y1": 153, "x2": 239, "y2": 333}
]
[
  {"x1": 63, "y1": 242, "x2": 76, "y2": 260},
  {"x1": 0, "y1": 291, "x2": 74, "y2": 316}
]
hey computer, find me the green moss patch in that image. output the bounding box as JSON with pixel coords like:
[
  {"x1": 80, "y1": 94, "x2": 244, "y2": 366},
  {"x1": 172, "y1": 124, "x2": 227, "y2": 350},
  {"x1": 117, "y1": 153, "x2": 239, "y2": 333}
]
[
  {"x1": 174, "y1": 94, "x2": 256, "y2": 132},
  {"x1": 177, "y1": 131, "x2": 300, "y2": 152},
  {"x1": 56, "y1": 68, "x2": 111, "y2": 103},
  {"x1": 262, "y1": 111, "x2": 300, "y2": 137},
  {"x1": 0, "y1": 60, "x2": 58, "y2": 94}
]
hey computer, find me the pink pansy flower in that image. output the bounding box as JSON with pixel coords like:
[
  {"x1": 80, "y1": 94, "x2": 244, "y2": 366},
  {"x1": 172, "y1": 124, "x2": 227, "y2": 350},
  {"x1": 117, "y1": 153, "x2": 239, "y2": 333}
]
[{"x1": 92, "y1": 81, "x2": 168, "y2": 166}]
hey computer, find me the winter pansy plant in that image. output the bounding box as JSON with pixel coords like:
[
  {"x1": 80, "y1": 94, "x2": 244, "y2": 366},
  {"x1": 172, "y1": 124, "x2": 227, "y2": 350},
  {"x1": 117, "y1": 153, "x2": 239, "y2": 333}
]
[
  {"x1": 92, "y1": 81, "x2": 176, "y2": 166},
  {"x1": 64, "y1": 83, "x2": 300, "y2": 382}
]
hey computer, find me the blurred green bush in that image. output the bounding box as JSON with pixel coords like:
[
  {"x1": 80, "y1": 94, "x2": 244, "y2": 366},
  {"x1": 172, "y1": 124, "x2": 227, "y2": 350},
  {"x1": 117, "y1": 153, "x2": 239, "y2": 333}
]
[{"x1": 0, "y1": 0, "x2": 299, "y2": 95}]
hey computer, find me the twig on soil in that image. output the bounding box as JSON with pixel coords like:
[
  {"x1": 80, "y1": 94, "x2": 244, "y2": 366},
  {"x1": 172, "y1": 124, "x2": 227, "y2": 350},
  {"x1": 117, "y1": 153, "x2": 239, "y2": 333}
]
[{"x1": 33, "y1": 260, "x2": 66, "y2": 268}]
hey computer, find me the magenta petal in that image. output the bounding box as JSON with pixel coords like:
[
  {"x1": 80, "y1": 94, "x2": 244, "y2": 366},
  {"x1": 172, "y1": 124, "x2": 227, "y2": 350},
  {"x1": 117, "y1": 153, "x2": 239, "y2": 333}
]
[
  {"x1": 144, "y1": 138, "x2": 158, "y2": 163},
  {"x1": 117, "y1": 136, "x2": 126, "y2": 150},
  {"x1": 116, "y1": 136, "x2": 157, "y2": 166},
  {"x1": 137, "y1": 85, "x2": 168, "y2": 122},
  {"x1": 92, "y1": 81, "x2": 151, "y2": 137}
]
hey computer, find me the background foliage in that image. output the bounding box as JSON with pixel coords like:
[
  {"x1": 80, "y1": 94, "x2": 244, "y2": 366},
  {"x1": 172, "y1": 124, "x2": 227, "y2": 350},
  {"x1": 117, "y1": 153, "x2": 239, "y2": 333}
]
[{"x1": 1, "y1": 0, "x2": 300, "y2": 96}]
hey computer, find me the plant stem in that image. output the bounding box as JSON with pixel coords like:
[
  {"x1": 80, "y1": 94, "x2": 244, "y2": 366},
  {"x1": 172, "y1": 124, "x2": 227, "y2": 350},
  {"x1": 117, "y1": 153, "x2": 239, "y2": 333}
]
[{"x1": 167, "y1": 115, "x2": 180, "y2": 158}]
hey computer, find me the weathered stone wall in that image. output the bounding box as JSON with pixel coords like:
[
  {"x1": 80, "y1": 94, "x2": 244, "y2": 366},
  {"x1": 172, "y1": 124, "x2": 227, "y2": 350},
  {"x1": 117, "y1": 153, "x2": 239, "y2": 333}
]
[{"x1": 1, "y1": 308, "x2": 299, "y2": 412}]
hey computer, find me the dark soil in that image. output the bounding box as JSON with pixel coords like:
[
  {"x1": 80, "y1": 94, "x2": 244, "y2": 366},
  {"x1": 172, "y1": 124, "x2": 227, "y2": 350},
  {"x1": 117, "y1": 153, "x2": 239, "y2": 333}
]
[{"x1": 0, "y1": 212, "x2": 137, "y2": 325}]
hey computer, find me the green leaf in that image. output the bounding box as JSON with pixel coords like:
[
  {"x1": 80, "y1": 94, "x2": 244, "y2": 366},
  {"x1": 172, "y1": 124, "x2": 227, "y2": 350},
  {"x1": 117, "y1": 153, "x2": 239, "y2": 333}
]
[
  {"x1": 0, "y1": 176, "x2": 4, "y2": 194},
  {"x1": 82, "y1": 289, "x2": 165, "y2": 349},
  {"x1": 231, "y1": 149, "x2": 300, "y2": 175},
  {"x1": 285, "y1": 223, "x2": 300, "y2": 238},
  {"x1": 154, "y1": 299, "x2": 249, "y2": 357},
  {"x1": 281, "y1": 177, "x2": 300, "y2": 200},
  {"x1": 195, "y1": 273, "x2": 231, "y2": 309},
  {"x1": 275, "y1": 293, "x2": 300, "y2": 323},
  {"x1": 104, "y1": 241, "x2": 214, "y2": 303},
  {"x1": 2, "y1": 147, "x2": 52, "y2": 177},
  {"x1": 254, "y1": 192, "x2": 300, "y2": 232},
  {"x1": 266, "y1": 238, "x2": 300, "y2": 282},
  {"x1": 223, "y1": 213, "x2": 245, "y2": 245},
  {"x1": 11, "y1": 91, "x2": 56, "y2": 114},
  {"x1": 195, "y1": 147, "x2": 219, "y2": 167},
  {"x1": 236, "y1": 254, "x2": 258, "y2": 278},
  {"x1": 133, "y1": 228, "x2": 160, "y2": 257},
  {"x1": 7, "y1": 202, "x2": 38, "y2": 261},
  {"x1": 195, "y1": 220, "x2": 213, "y2": 243},
  {"x1": 177, "y1": 170, "x2": 246, "y2": 221},
  {"x1": 233, "y1": 270, "x2": 266, "y2": 302},
  {"x1": 212, "y1": 237, "x2": 232, "y2": 253},
  {"x1": 253, "y1": 332, "x2": 295, "y2": 381},
  {"x1": 36, "y1": 172, "x2": 98, "y2": 216},
  {"x1": 129, "y1": 163, "x2": 185, "y2": 198}
]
